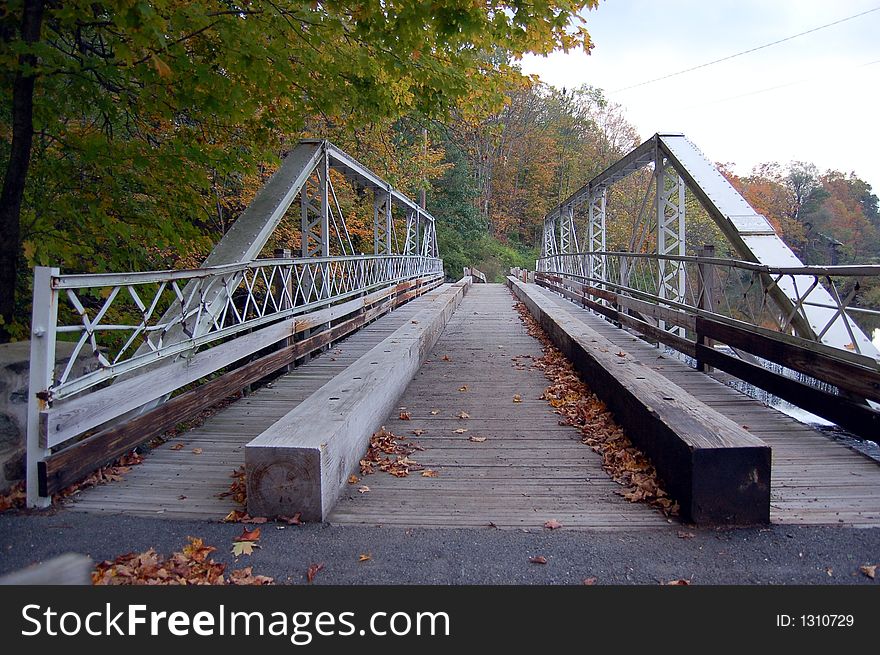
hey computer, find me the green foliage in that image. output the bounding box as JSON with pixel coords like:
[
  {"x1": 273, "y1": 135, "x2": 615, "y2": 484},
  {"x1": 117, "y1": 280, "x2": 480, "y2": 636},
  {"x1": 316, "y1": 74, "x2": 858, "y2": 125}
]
[{"x1": 1, "y1": 0, "x2": 597, "y2": 335}]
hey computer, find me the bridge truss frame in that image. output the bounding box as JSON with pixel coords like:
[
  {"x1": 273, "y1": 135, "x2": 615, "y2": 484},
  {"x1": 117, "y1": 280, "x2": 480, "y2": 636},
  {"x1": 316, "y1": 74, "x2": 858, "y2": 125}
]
[{"x1": 25, "y1": 140, "x2": 442, "y2": 507}]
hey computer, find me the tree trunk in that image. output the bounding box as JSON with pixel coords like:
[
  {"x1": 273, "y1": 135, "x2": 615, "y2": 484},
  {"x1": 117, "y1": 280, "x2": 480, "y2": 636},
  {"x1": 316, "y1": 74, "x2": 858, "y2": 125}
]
[{"x1": 0, "y1": 0, "x2": 45, "y2": 342}]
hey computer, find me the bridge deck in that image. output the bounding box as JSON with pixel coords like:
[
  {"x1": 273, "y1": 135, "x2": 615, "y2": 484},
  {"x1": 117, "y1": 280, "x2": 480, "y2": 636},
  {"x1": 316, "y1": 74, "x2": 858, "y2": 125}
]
[
  {"x1": 328, "y1": 284, "x2": 669, "y2": 529},
  {"x1": 532, "y1": 284, "x2": 880, "y2": 527},
  {"x1": 67, "y1": 282, "x2": 880, "y2": 528},
  {"x1": 65, "y1": 286, "x2": 451, "y2": 520}
]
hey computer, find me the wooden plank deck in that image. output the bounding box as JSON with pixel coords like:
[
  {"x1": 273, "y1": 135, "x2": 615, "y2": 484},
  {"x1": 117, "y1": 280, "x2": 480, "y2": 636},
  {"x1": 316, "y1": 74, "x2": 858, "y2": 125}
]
[
  {"x1": 65, "y1": 287, "x2": 452, "y2": 520},
  {"x1": 533, "y1": 284, "x2": 880, "y2": 527},
  {"x1": 328, "y1": 284, "x2": 670, "y2": 529}
]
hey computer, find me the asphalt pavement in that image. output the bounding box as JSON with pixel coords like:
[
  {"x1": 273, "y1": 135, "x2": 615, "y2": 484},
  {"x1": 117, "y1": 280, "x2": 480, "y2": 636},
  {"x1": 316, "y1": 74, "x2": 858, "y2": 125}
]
[{"x1": 1, "y1": 510, "x2": 878, "y2": 585}]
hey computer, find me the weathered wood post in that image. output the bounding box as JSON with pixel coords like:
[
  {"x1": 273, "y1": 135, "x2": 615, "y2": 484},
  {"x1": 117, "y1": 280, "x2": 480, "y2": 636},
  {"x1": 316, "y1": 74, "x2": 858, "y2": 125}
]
[{"x1": 696, "y1": 244, "x2": 716, "y2": 372}]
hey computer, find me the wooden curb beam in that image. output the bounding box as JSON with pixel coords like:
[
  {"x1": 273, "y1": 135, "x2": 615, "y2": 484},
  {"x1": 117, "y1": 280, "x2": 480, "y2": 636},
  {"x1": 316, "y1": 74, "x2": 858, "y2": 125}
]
[
  {"x1": 245, "y1": 278, "x2": 472, "y2": 521},
  {"x1": 508, "y1": 276, "x2": 771, "y2": 525}
]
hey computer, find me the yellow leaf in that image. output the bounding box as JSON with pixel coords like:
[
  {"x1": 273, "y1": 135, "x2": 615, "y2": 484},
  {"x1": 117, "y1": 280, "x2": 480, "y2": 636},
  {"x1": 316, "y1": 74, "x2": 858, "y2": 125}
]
[
  {"x1": 232, "y1": 541, "x2": 255, "y2": 557},
  {"x1": 151, "y1": 54, "x2": 172, "y2": 78},
  {"x1": 453, "y1": 428, "x2": 468, "y2": 434},
  {"x1": 513, "y1": 394, "x2": 523, "y2": 403},
  {"x1": 358, "y1": 554, "x2": 372, "y2": 562},
  {"x1": 421, "y1": 469, "x2": 438, "y2": 477},
  {"x1": 22, "y1": 241, "x2": 36, "y2": 262}
]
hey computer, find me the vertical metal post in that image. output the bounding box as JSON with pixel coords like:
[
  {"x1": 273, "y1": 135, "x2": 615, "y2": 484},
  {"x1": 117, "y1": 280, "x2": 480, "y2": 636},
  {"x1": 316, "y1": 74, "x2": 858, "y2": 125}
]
[
  {"x1": 320, "y1": 148, "x2": 330, "y2": 258},
  {"x1": 300, "y1": 176, "x2": 311, "y2": 259},
  {"x1": 27, "y1": 266, "x2": 59, "y2": 508},
  {"x1": 696, "y1": 244, "x2": 716, "y2": 372},
  {"x1": 373, "y1": 193, "x2": 381, "y2": 256},
  {"x1": 588, "y1": 187, "x2": 606, "y2": 285},
  {"x1": 655, "y1": 152, "x2": 686, "y2": 333},
  {"x1": 273, "y1": 248, "x2": 294, "y2": 374},
  {"x1": 385, "y1": 186, "x2": 393, "y2": 256}
]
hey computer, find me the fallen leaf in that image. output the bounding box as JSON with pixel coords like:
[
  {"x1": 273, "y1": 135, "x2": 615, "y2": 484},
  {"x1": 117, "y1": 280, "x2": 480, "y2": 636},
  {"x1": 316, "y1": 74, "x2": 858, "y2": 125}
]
[
  {"x1": 457, "y1": 411, "x2": 470, "y2": 419},
  {"x1": 430, "y1": 409, "x2": 440, "y2": 415},
  {"x1": 458, "y1": 385, "x2": 469, "y2": 392},
  {"x1": 177, "y1": 495, "x2": 187, "y2": 500},
  {"x1": 249, "y1": 517, "x2": 268, "y2": 524},
  {"x1": 615, "y1": 351, "x2": 626, "y2": 358},
  {"x1": 453, "y1": 428, "x2": 468, "y2": 434},
  {"x1": 236, "y1": 527, "x2": 261, "y2": 542},
  {"x1": 279, "y1": 513, "x2": 302, "y2": 525},
  {"x1": 169, "y1": 443, "x2": 184, "y2": 451},
  {"x1": 488, "y1": 522, "x2": 498, "y2": 528},
  {"x1": 677, "y1": 531, "x2": 695, "y2": 539},
  {"x1": 544, "y1": 519, "x2": 562, "y2": 530},
  {"x1": 469, "y1": 436, "x2": 487, "y2": 443},
  {"x1": 348, "y1": 474, "x2": 360, "y2": 484},
  {"x1": 222, "y1": 510, "x2": 249, "y2": 523},
  {"x1": 232, "y1": 541, "x2": 256, "y2": 557},
  {"x1": 411, "y1": 320, "x2": 419, "y2": 324},
  {"x1": 664, "y1": 579, "x2": 691, "y2": 585},
  {"x1": 307, "y1": 563, "x2": 325, "y2": 583},
  {"x1": 411, "y1": 429, "x2": 426, "y2": 436},
  {"x1": 93, "y1": 536, "x2": 271, "y2": 586},
  {"x1": 358, "y1": 486, "x2": 370, "y2": 494},
  {"x1": 228, "y1": 566, "x2": 274, "y2": 586},
  {"x1": 192, "y1": 448, "x2": 203, "y2": 455},
  {"x1": 421, "y1": 469, "x2": 439, "y2": 477},
  {"x1": 399, "y1": 411, "x2": 411, "y2": 420},
  {"x1": 513, "y1": 394, "x2": 522, "y2": 403},
  {"x1": 358, "y1": 554, "x2": 372, "y2": 562},
  {"x1": 860, "y1": 564, "x2": 877, "y2": 579},
  {"x1": 441, "y1": 355, "x2": 450, "y2": 361},
  {"x1": 529, "y1": 556, "x2": 547, "y2": 565},
  {"x1": 583, "y1": 577, "x2": 597, "y2": 585},
  {"x1": 845, "y1": 342, "x2": 856, "y2": 351}
]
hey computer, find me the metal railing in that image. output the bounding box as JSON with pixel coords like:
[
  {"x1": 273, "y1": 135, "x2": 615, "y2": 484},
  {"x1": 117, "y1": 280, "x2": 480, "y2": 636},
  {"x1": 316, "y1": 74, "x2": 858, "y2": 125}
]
[
  {"x1": 37, "y1": 254, "x2": 443, "y2": 402},
  {"x1": 537, "y1": 251, "x2": 880, "y2": 360}
]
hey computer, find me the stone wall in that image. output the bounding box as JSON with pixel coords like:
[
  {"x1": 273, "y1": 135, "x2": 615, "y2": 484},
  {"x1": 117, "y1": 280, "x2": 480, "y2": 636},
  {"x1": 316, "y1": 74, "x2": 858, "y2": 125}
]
[{"x1": 0, "y1": 342, "x2": 97, "y2": 492}]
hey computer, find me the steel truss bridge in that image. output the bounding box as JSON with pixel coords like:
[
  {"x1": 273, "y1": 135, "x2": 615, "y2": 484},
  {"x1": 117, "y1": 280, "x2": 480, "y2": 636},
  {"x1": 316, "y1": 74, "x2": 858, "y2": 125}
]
[{"x1": 21, "y1": 135, "x2": 880, "y2": 530}]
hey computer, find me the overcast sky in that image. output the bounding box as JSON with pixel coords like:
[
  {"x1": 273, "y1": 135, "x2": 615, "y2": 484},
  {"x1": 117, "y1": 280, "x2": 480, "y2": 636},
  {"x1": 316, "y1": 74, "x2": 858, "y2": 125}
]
[{"x1": 519, "y1": 0, "x2": 880, "y2": 193}]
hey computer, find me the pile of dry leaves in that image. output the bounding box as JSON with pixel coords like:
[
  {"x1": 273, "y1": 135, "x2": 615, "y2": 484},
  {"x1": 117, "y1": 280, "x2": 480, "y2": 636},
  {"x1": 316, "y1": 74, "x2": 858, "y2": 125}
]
[
  {"x1": 92, "y1": 536, "x2": 272, "y2": 585},
  {"x1": 219, "y1": 465, "x2": 247, "y2": 506},
  {"x1": 0, "y1": 450, "x2": 145, "y2": 513},
  {"x1": 360, "y1": 427, "x2": 423, "y2": 478},
  {"x1": 514, "y1": 301, "x2": 679, "y2": 517},
  {"x1": 0, "y1": 482, "x2": 25, "y2": 512}
]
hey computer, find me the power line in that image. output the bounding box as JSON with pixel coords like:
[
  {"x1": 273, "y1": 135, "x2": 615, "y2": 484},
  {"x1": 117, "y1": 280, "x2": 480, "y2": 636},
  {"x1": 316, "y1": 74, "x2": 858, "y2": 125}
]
[
  {"x1": 613, "y1": 5, "x2": 880, "y2": 93},
  {"x1": 678, "y1": 58, "x2": 880, "y2": 111}
]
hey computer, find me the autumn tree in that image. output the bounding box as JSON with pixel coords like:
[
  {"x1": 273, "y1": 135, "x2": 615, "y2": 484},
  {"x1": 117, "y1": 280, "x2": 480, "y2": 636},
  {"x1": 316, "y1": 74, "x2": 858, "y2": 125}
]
[{"x1": 0, "y1": 0, "x2": 597, "y2": 340}]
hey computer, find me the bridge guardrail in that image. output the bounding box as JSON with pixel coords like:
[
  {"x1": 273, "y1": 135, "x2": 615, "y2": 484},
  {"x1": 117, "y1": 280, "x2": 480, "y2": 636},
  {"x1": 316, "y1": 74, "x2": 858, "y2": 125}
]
[
  {"x1": 26, "y1": 254, "x2": 443, "y2": 505},
  {"x1": 538, "y1": 251, "x2": 880, "y2": 361},
  {"x1": 535, "y1": 252, "x2": 880, "y2": 439}
]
